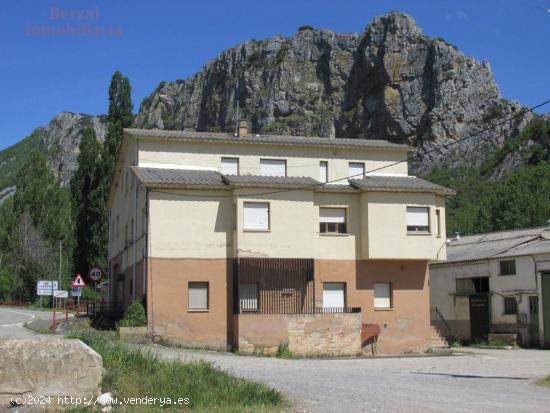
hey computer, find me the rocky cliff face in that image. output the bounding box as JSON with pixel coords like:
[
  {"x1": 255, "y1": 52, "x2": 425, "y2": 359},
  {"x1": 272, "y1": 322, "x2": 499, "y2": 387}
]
[
  {"x1": 135, "y1": 12, "x2": 533, "y2": 174},
  {"x1": 39, "y1": 112, "x2": 106, "y2": 184},
  {"x1": 0, "y1": 112, "x2": 106, "y2": 196}
]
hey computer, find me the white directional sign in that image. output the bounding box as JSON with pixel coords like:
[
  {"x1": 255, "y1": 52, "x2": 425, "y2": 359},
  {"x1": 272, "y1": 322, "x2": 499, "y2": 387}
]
[
  {"x1": 37, "y1": 280, "x2": 58, "y2": 296},
  {"x1": 53, "y1": 290, "x2": 68, "y2": 298}
]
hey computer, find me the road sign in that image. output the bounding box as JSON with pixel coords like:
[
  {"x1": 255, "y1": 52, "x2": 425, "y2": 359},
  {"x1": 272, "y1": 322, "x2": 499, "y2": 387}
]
[
  {"x1": 89, "y1": 267, "x2": 103, "y2": 282},
  {"x1": 72, "y1": 274, "x2": 86, "y2": 288},
  {"x1": 54, "y1": 290, "x2": 68, "y2": 298},
  {"x1": 71, "y1": 287, "x2": 82, "y2": 297},
  {"x1": 37, "y1": 280, "x2": 58, "y2": 296}
]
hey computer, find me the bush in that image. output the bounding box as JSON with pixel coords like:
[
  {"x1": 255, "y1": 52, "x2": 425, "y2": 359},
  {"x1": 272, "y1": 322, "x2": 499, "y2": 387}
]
[
  {"x1": 118, "y1": 301, "x2": 147, "y2": 328},
  {"x1": 298, "y1": 25, "x2": 314, "y2": 32}
]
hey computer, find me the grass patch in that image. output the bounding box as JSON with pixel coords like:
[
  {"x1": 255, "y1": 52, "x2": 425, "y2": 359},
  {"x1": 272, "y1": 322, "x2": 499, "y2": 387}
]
[
  {"x1": 67, "y1": 326, "x2": 284, "y2": 412},
  {"x1": 276, "y1": 343, "x2": 293, "y2": 359},
  {"x1": 537, "y1": 376, "x2": 550, "y2": 388}
]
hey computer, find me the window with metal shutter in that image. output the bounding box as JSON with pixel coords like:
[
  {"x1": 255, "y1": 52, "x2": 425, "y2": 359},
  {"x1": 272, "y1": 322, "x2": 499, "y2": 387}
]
[
  {"x1": 319, "y1": 208, "x2": 346, "y2": 234},
  {"x1": 406, "y1": 207, "x2": 430, "y2": 232},
  {"x1": 374, "y1": 282, "x2": 391, "y2": 308},
  {"x1": 323, "y1": 283, "x2": 345, "y2": 308},
  {"x1": 260, "y1": 159, "x2": 286, "y2": 176},
  {"x1": 221, "y1": 157, "x2": 239, "y2": 175},
  {"x1": 188, "y1": 282, "x2": 208, "y2": 310},
  {"x1": 348, "y1": 162, "x2": 365, "y2": 178},
  {"x1": 243, "y1": 202, "x2": 269, "y2": 230}
]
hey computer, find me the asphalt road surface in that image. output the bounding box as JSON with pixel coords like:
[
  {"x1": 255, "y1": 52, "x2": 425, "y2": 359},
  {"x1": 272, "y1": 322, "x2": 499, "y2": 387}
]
[
  {"x1": 0, "y1": 307, "x2": 52, "y2": 339},
  {"x1": 141, "y1": 344, "x2": 550, "y2": 413},
  {"x1": 1, "y1": 308, "x2": 549, "y2": 413}
]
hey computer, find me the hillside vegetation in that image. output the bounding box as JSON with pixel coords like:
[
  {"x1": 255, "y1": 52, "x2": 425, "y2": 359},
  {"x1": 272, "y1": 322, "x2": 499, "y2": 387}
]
[
  {"x1": 426, "y1": 117, "x2": 550, "y2": 236},
  {"x1": 0, "y1": 128, "x2": 42, "y2": 191}
]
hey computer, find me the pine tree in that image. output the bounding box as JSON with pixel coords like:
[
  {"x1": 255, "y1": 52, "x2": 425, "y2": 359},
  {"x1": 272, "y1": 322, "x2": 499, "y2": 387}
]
[{"x1": 70, "y1": 127, "x2": 102, "y2": 275}]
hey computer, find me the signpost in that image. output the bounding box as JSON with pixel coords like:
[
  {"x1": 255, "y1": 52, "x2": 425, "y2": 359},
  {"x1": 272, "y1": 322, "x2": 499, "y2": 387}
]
[{"x1": 72, "y1": 274, "x2": 86, "y2": 306}]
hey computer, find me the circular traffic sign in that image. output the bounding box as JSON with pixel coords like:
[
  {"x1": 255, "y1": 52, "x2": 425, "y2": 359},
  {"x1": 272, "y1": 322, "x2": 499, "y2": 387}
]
[{"x1": 89, "y1": 267, "x2": 103, "y2": 282}]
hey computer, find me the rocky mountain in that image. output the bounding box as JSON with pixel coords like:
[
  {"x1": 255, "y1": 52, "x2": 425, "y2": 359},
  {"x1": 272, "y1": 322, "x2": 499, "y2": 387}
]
[
  {"x1": 0, "y1": 11, "x2": 544, "y2": 199},
  {"x1": 0, "y1": 112, "x2": 106, "y2": 197},
  {"x1": 135, "y1": 12, "x2": 534, "y2": 174}
]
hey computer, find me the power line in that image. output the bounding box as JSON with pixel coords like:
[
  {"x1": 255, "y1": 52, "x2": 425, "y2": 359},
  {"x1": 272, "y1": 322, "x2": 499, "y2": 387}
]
[{"x1": 148, "y1": 98, "x2": 550, "y2": 199}]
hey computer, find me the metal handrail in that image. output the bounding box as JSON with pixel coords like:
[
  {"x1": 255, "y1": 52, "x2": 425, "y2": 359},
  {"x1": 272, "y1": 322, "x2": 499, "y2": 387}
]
[{"x1": 431, "y1": 306, "x2": 452, "y2": 337}]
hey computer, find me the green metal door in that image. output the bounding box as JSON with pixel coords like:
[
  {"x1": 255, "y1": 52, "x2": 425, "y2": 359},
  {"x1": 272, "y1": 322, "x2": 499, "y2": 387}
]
[
  {"x1": 542, "y1": 273, "x2": 550, "y2": 348},
  {"x1": 469, "y1": 294, "x2": 490, "y2": 342},
  {"x1": 529, "y1": 296, "x2": 539, "y2": 347}
]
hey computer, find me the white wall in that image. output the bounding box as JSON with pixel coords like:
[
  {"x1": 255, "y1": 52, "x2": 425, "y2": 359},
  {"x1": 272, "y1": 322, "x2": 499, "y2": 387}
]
[
  {"x1": 137, "y1": 139, "x2": 409, "y2": 181},
  {"x1": 430, "y1": 255, "x2": 544, "y2": 344}
]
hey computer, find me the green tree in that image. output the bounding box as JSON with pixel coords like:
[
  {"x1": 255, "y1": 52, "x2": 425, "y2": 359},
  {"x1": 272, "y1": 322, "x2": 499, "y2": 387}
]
[
  {"x1": 81, "y1": 71, "x2": 134, "y2": 272},
  {"x1": 102, "y1": 70, "x2": 134, "y2": 174},
  {"x1": 70, "y1": 127, "x2": 103, "y2": 275},
  {"x1": 0, "y1": 151, "x2": 73, "y2": 300}
]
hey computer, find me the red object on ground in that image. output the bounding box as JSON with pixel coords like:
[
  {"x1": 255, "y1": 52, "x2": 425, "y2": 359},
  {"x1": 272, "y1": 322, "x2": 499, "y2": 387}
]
[{"x1": 361, "y1": 323, "x2": 381, "y2": 348}]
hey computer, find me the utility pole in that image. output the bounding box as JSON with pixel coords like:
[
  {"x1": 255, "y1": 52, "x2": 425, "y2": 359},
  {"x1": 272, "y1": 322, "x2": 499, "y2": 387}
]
[{"x1": 58, "y1": 240, "x2": 62, "y2": 284}]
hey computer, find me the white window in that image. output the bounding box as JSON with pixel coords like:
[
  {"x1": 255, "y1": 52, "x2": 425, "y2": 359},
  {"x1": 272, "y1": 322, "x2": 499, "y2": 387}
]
[
  {"x1": 221, "y1": 157, "x2": 239, "y2": 175},
  {"x1": 239, "y1": 283, "x2": 259, "y2": 311},
  {"x1": 260, "y1": 159, "x2": 286, "y2": 176},
  {"x1": 406, "y1": 206, "x2": 430, "y2": 233},
  {"x1": 323, "y1": 282, "x2": 345, "y2": 308},
  {"x1": 243, "y1": 202, "x2": 269, "y2": 231},
  {"x1": 188, "y1": 282, "x2": 209, "y2": 310},
  {"x1": 374, "y1": 282, "x2": 392, "y2": 309},
  {"x1": 320, "y1": 161, "x2": 328, "y2": 183},
  {"x1": 349, "y1": 162, "x2": 365, "y2": 179},
  {"x1": 319, "y1": 207, "x2": 347, "y2": 234}
]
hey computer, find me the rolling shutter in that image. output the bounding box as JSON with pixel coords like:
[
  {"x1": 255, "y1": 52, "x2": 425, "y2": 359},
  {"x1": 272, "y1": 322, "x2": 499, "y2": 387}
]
[
  {"x1": 221, "y1": 157, "x2": 239, "y2": 175},
  {"x1": 260, "y1": 159, "x2": 286, "y2": 176},
  {"x1": 189, "y1": 282, "x2": 208, "y2": 310},
  {"x1": 319, "y1": 208, "x2": 345, "y2": 223},
  {"x1": 406, "y1": 207, "x2": 429, "y2": 231},
  {"x1": 348, "y1": 162, "x2": 365, "y2": 178},
  {"x1": 323, "y1": 283, "x2": 345, "y2": 308},
  {"x1": 243, "y1": 202, "x2": 269, "y2": 230},
  {"x1": 374, "y1": 282, "x2": 391, "y2": 308}
]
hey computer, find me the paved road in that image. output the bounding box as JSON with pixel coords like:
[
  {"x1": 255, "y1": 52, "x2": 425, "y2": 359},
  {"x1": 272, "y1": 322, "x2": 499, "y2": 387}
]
[
  {"x1": 141, "y1": 344, "x2": 550, "y2": 413},
  {"x1": 0, "y1": 307, "x2": 52, "y2": 339}
]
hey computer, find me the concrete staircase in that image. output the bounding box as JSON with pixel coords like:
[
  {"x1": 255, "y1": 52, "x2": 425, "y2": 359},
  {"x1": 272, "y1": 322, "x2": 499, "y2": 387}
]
[{"x1": 429, "y1": 325, "x2": 451, "y2": 353}]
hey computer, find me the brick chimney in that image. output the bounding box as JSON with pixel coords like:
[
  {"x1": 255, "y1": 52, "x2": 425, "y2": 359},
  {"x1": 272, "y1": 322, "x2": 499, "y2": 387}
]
[{"x1": 238, "y1": 120, "x2": 248, "y2": 137}]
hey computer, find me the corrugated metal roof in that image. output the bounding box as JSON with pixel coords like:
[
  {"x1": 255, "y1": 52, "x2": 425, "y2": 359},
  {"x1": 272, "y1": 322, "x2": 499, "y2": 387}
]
[
  {"x1": 131, "y1": 167, "x2": 226, "y2": 187},
  {"x1": 436, "y1": 227, "x2": 550, "y2": 264},
  {"x1": 350, "y1": 176, "x2": 455, "y2": 195},
  {"x1": 223, "y1": 175, "x2": 319, "y2": 187},
  {"x1": 124, "y1": 128, "x2": 412, "y2": 151}
]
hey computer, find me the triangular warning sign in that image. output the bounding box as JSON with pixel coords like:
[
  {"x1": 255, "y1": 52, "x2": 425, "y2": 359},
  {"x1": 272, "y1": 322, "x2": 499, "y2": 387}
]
[{"x1": 72, "y1": 274, "x2": 86, "y2": 288}]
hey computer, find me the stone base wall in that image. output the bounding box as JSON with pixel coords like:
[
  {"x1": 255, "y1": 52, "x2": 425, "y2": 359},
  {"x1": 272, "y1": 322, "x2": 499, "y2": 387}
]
[{"x1": 235, "y1": 313, "x2": 361, "y2": 357}]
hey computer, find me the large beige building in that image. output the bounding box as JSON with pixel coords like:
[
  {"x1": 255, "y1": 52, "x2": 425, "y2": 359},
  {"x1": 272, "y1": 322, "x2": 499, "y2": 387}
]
[{"x1": 107, "y1": 124, "x2": 453, "y2": 354}]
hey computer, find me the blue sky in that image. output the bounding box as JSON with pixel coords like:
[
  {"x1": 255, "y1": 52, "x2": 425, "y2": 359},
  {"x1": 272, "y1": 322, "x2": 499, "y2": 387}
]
[{"x1": 1, "y1": 0, "x2": 549, "y2": 150}]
